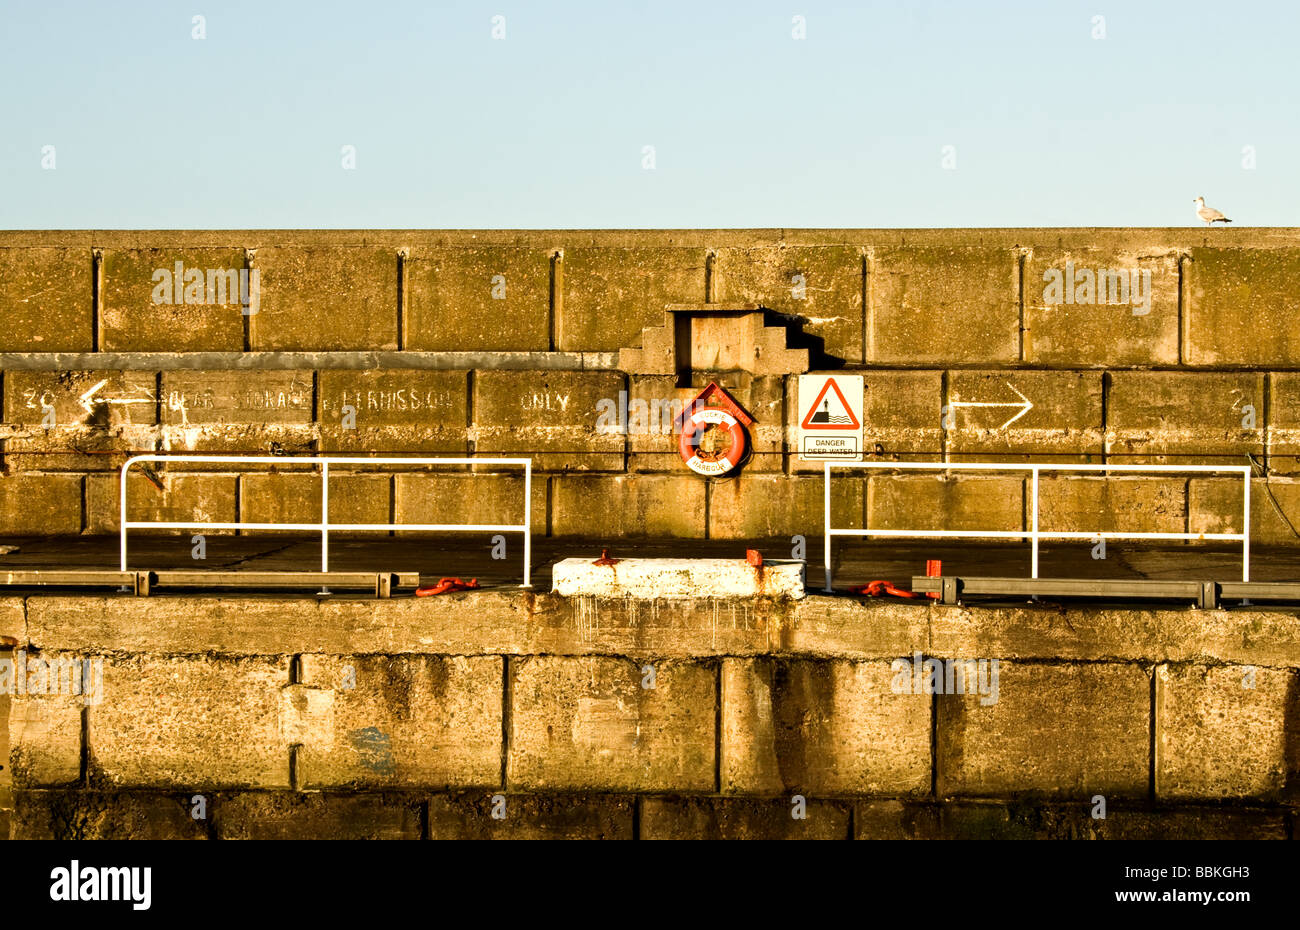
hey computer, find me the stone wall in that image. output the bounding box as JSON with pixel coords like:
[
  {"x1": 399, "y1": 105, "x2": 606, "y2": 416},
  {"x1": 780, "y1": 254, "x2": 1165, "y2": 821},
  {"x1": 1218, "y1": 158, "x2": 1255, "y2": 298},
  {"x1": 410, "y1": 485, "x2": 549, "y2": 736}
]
[
  {"x1": 3, "y1": 229, "x2": 1300, "y2": 541},
  {"x1": 3, "y1": 592, "x2": 1296, "y2": 839}
]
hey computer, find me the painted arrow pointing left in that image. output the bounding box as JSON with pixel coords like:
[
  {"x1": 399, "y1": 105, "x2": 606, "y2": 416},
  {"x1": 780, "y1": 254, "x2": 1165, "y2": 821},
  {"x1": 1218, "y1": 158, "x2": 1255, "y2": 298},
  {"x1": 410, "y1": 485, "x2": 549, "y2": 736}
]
[{"x1": 78, "y1": 379, "x2": 155, "y2": 417}]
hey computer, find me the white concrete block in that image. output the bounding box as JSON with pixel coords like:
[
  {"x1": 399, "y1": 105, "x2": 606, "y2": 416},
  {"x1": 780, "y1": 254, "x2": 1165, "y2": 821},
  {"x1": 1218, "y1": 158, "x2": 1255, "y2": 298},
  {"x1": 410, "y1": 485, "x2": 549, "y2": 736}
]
[{"x1": 551, "y1": 557, "x2": 805, "y2": 599}]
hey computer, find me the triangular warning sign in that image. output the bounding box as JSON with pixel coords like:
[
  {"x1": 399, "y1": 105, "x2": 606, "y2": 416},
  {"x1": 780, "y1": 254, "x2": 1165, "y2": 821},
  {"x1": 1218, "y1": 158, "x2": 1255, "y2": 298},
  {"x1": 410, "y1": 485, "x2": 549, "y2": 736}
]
[{"x1": 801, "y1": 378, "x2": 860, "y2": 430}]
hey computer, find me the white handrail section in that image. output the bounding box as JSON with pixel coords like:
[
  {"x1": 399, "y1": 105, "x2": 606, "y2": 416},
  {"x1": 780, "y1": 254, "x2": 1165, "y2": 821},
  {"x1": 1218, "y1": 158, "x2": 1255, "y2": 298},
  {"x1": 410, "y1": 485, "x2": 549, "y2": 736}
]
[
  {"x1": 822, "y1": 461, "x2": 1252, "y2": 592},
  {"x1": 120, "y1": 455, "x2": 534, "y2": 587}
]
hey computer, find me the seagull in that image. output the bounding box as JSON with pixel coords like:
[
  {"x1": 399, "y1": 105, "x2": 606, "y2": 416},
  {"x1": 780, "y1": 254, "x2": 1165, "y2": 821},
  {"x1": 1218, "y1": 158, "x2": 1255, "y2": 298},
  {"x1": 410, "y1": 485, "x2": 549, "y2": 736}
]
[{"x1": 1194, "y1": 196, "x2": 1232, "y2": 225}]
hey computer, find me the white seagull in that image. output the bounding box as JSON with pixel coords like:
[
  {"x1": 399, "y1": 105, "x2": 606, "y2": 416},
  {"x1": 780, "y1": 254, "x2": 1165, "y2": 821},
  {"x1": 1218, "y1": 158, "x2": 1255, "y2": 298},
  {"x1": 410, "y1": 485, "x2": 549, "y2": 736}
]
[{"x1": 1194, "y1": 196, "x2": 1232, "y2": 225}]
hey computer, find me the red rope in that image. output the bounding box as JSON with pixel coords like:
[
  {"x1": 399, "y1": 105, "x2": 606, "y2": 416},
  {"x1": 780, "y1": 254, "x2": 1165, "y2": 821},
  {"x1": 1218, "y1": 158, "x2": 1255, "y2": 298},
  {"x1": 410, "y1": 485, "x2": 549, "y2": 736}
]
[{"x1": 415, "y1": 577, "x2": 480, "y2": 596}]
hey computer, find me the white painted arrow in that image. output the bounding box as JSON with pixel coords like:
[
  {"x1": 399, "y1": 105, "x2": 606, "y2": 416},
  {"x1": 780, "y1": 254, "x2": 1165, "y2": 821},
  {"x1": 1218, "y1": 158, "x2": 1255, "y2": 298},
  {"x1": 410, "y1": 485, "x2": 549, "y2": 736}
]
[
  {"x1": 949, "y1": 381, "x2": 1034, "y2": 430},
  {"x1": 78, "y1": 379, "x2": 154, "y2": 417}
]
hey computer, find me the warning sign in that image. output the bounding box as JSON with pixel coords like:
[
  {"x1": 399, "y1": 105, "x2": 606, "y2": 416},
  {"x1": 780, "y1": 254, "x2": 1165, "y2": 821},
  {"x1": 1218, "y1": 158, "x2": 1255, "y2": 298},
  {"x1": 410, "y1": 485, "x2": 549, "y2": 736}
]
[{"x1": 797, "y1": 374, "x2": 863, "y2": 461}]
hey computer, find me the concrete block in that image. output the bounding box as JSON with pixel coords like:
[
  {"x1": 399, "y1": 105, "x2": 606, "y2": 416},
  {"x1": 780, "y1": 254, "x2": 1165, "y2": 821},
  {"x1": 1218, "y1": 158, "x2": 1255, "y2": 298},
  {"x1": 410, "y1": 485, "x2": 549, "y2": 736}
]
[
  {"x1": 89, "y1": 655, "x2": 290, "y2": 788},
  {"x1": 427, "y1": 793, "x2": 634, "y2": 840},
  {"x1": 936, "y1": 662, "x2": 1150, "y2": 797},
  {"x1": 714, "y1": 246, "x2": 864, "y2": 363},
  {"x1": 625, "y1": 375, "x2": 688, "y2": 472},
  {"x1": 474, "y1": 370, "x2": 623, "y2": 470},
  {"x1": 558, "y1": 247, "x2": 707, "y2": 352},
  {"x1": 249, "y1": 247, "x2": 398, "y2": 350},
  {"x1": 1037, "y1": 476, "x2": 1186, "y2": 535},
  {"x1": 1188, "y1": 477, "x2": 1298, "y2": 546},
  {"x1": 318, "y1": 369, "x2": 467, "y2": 453},
  {"x1": 552, "y1": 557, "x2": 804, "y2": 599},
  {"x1": 784, "y1": 599, "x2": 930, "y2": 660},
  {"x1": 394, "y1": 472, "x2": 545, "y2": 534},
  {"x1": 160, "y1": 370, "x2": 314, "y2": 456},
  {"x1": 1155, "y1": 664, "x2": 1298, "y2": 801},
  {"x1": 1267, "y1": 372, "x2": 1300, "y2": 474},
  {"x1": 9, "y1": 665, "x2": 84, "y2": 787},
  {"x1": 947, "y1": 370, "x2": 1104, "y2": 462},
  {"x1": 938, "y1": 800, "x2": 1287, "y2": 840},
  {"x1": 525, "y1": 593, "x2": 782, "y2": 658},
  {"x1": 0, "y1": 474, "x2": 82, "y2": 535},
  {"x1": 406, "y1": 247, "x2": 550, "y2": 351},
  {"x1": 639, "y1": 797, "x2": 850, "y2": 840},
  {"x1": 709, "y1": 474, "x2": 865, "y2": 538},
  {"x1": 13, "y1": 790, "x2": 207, "y2": 839},
  {"x1": 1023, "y1": 249, "x2": 1179, "y2": 366},
  {"x1": 4, "y1": 370, "x2": 156, "y2": 427},
  {"x1": 868, "y1": 247, "x2": 1019, "y2": 365},
  {"x1": 1108, "y1": 372, "x2": 1264, "y2": 463},
  {"x1": 551, "y1": 475, "x2": 705, "y2": 537},
  {"x1": 0, "y1": 599, "x2": 22, "y2": 643},
  {"x1": 0, "y1": 248, "x2": 93, "y2": 351},
  {"x1": 868, "y1": 475, "x2": 1023, "y2": 534},
  {"x1": 86, "y1": 473, "x2": 238, "y2": 534},
  {"x1": 858, "y1": 370, "x2": 943, "y2": 462},
  {"x1": 3, "y1": 370, "x2": 156, "y2": 472},
  {"x1": 721, "y1": 658, "x2": 930, "y2": 796},
  {"x1": 25, "y1": 594, "x2": 530, "y2": 658},
  {"x1": 101, "y1": 248, "x2": 247, "y2": 351},
  {"x1": 241, "y1": 472, "x2": 390, "y2": 531},
  {"x1": 508, "y1": 656, "x2": 714, "y2": 791},
  {"x1": 290, "y1": 654, "x2": 503, "y2": 789},
  {"x1": 216, "y1": 791, "x2": 420, "y2": 839},
  {"x1": 1186, "y1": 248, "x2": 1300, "y2": 366},
  {"x1": 720, "y1": 658, "x2": 783, "y2": 794},
  {"x1": 853, "y1": 800, "x2": 942, "y2": 839}
]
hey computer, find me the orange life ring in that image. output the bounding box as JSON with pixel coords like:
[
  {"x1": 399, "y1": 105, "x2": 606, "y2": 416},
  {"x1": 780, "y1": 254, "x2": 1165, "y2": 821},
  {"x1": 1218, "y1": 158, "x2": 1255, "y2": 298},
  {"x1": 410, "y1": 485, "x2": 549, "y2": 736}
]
[{"x1": 678, "y1": 406, "x2": 746, "y2": 476}]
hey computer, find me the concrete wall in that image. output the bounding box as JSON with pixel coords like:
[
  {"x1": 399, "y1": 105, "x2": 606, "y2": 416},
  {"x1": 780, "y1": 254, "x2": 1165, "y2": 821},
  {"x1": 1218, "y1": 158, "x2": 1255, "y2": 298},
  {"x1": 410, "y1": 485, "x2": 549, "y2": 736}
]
[
  {"x1": 3, "y1": 592, "x2": 1296, "y2": 839},
  {"x1": 3, "y1": 229, "x2": 1300, "y2": 540}
]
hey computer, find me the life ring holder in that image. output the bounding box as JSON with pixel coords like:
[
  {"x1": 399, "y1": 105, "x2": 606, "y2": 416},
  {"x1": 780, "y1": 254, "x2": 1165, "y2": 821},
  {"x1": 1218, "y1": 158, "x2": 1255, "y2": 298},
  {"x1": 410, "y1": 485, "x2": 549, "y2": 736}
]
[{"x1": 678, "y1": 405, "x2": 748, "y2": 476}]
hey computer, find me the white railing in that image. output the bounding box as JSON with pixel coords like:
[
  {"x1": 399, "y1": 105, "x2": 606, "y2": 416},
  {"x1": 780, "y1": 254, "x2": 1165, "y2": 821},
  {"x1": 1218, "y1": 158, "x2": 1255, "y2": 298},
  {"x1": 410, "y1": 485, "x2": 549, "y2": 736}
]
[
  {"x1": 823, "y1": 461, "x2": 1251, "y2": 591},
  {"x1": 120, "y1": 455, "x2": 533, "y2": 587}
]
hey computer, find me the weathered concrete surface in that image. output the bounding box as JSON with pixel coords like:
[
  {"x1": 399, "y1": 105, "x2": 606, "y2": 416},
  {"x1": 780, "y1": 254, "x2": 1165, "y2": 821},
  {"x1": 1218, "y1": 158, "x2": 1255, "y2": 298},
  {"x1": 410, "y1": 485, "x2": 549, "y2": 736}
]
[
  {"x1": 289, "y1": 654, "x2": 503, "y2": 789},
  {"x1": 507, "y1": 656, "x2": 715, "y2": 792},
  {"x1": 87, "y1": 655, "x2": 291, "y2": 789},
  {"x1": 215, "y1": 791, "x2": 420, "y2": 840},
  {"x1": 1155, "y1": 664, "x2": 1299, "y2": 801},
  {"x1": 935, "y1": 662, "x2": 1150, "y2": 798},
  {"x1": 406, "y1": 247, "x2": 552, "y2": 352},
  {"x1": 721, "y1": 658, "x2": 930, "y2": 796},
  {"x1": 0, "y1": 248, "x2": 93, "y2": 352},
  {"x1": 641, "y1": 796, "x2": 851, "y2": 839},
  {"x1": 101, "y1": 248, "x2": 247, "y2": 352},
  {"x1": 552, "y1": 557, "x2": 804, "y2": 599},
  {"x1": 427, "y1": 793, "x2": 634, "y2": 840}
]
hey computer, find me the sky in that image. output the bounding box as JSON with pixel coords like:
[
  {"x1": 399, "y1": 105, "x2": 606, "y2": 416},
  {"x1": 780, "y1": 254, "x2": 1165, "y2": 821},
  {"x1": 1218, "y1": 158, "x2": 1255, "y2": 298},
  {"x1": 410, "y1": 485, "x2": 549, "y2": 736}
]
[{"x1": 1, "y1": 0, "x2": 1295, "y2": 229}]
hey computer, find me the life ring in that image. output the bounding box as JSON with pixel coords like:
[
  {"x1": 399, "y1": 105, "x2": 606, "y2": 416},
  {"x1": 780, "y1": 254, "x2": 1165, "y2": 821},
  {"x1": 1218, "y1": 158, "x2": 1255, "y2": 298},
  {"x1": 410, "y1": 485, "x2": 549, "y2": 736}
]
[{"x1": 678, "y1": 406, "x2": 747, "y2": 476}]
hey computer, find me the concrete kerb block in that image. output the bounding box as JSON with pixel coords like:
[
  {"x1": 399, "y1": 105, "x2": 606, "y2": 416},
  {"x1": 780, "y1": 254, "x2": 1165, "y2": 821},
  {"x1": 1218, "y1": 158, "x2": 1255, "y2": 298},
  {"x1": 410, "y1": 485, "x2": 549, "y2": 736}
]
[{"x1": 551, "y1": 557, "x2": 805, "y2": 599}]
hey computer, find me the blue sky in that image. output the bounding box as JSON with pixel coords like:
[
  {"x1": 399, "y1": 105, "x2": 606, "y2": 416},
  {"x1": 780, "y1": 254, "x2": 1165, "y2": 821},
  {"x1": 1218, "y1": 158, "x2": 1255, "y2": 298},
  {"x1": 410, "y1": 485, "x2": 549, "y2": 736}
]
[{"x1": 1, "y1": 0, "x2": 1294, "y2": 228}]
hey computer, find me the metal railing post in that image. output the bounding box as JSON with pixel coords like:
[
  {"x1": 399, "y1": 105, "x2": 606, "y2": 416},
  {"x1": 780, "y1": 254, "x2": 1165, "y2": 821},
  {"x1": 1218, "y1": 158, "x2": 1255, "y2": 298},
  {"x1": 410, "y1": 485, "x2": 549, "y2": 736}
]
[
  {"x1": 1030, "y1": 466, "x2": 1040, "y2": 579},
  {"x1": 824, "y1": 461, "x2": 833, "y2": 593},
  {"x1": 321, "y1": 460, "x2": 330, "y2": 573},
  {"x1": 1242, "y1": 466, "x2": 1251, "y2": 582},
  {"x1": 119, "y1": 462, "x2": 129, "y2": 572},
  {"x1": 522, "y1": 461, "x2": 532, "y2": 588}
]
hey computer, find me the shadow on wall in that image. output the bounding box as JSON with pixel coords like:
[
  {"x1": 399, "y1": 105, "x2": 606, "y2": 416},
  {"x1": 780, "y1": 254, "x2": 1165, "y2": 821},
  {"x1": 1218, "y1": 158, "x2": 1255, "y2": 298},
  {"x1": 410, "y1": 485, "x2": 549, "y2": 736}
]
[{"x1": 760, "y1": 307, "x2": 843, "y2": 369}]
